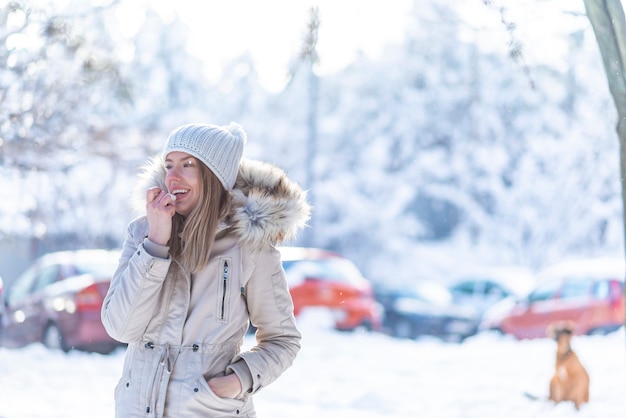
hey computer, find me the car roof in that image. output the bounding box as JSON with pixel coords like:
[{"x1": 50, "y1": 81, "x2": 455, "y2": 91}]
[
  {"x1": 538, "y1": 257, "x2": 626, "y2": 282},
  {"x1": 38, "y1": 249, "x2": 121, "y2": 266},
  {"x1": 451, "y1": 266, "x2": 536, "y2": 296},
  {"x1": 278, "y1": 246, "x2": 342, "y2": 262}
]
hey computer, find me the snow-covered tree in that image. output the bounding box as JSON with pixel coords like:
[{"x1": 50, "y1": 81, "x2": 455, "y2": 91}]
[{"x1": 1, "y1": 0, "x2": 623, "y2": 286}]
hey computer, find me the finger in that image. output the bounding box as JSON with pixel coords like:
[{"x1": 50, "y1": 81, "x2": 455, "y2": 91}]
[
  {"x1": 160, "y1": 193, "x2": 176, "y2": 207},
  {"x1": 146, "y1": 187, "x2": 162, "y2": 203},
  {"x1": 155, "y1": 192, "x2": 176, "y2": 210}
]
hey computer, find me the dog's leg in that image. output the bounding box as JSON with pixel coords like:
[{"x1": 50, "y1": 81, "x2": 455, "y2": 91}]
[
  {"x1": 549, "y1": 375, "x2": 564, "y2": 404},
  {"x1": 571, "y1": 373, "x2": 590, "y2": 410}
]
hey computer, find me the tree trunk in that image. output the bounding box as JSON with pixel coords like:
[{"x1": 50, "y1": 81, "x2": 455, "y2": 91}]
[{"x1": 582, "y1": 0, "x2": 626, "y2": 342}]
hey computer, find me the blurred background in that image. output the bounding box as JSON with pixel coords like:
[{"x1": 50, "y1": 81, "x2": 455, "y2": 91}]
[
  {"x1": 2, "y1": 1, "x2": 626, "y2": 416},
  {"x1": 0, "y1": 0, "x2": 622, "y2": 290}
]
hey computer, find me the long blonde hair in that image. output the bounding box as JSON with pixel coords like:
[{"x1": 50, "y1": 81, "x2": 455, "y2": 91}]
[{"x1": 169, "y1": 163, "x2": 231, "y2": 274}]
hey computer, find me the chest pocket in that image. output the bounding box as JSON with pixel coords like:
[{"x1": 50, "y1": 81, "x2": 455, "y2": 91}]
[{"x1": 216, "y1": 257, "x2": 232, "y2": 323}]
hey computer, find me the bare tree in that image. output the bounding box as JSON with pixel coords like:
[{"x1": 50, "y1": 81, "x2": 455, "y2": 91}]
[
  {"x1": 583, "y1": 0, "x2": 626, "y2": 335},
  {"x1": 287, "y1": 7, "x2": 320, "y2": 245}
]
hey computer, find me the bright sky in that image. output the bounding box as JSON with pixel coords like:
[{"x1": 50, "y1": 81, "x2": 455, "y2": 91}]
[{"x1": 144, "y1": 0, "x2": 414, "y2": 91}]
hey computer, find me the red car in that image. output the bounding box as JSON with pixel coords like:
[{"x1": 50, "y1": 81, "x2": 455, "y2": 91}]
[
  {"x1": 1, "y1": 249, "x2": 123, "y2": 353},
  {"x1": 482, "y1": 258, "x2": 625, "y2": 339},
  {"x1": 279, "y1": 247, "x2": 382, "y2": 331}
]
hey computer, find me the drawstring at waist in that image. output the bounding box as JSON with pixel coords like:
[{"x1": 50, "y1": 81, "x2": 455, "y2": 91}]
[{"x1": 146, "y1": 344, "x2": 180, "y2": 417}]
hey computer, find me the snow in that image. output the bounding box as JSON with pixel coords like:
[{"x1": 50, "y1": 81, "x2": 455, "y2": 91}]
[{"x1": 1, "y1": 311, "x2": 624, "y2": 418}]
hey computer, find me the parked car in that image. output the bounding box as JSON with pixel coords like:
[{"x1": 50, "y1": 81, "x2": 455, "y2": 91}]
[
  {"x1": 0, "y1": 275, "x2": 4, "y2": 339},
  {"x1": 375, "y1": 280, "x2": 480, "y2": 342},
  {"x1": 278, "y1": 247, "x2": 383, "y2": 331},
  {"x1": 480, "y1": 258, "x2": 625, "y2": 339},
  {"x1": 1, "y1": 249, "x2": 123, "y2": 353},
  {"x1": 449, "y1": 267, "x2": 535, "y2": 318}
]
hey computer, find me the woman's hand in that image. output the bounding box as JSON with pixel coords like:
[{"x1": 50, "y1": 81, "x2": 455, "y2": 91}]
[
  {"x1": 146, "y1": 187, "x2": 176, "y2": 245},
  {"x1": 207, "y1": 374, "x2": 243, "y2": 399}
]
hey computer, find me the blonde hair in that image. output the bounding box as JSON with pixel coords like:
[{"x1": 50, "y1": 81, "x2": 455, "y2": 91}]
[{"x1": 169, "y1": 163, "x2": 231, "y2": 274}]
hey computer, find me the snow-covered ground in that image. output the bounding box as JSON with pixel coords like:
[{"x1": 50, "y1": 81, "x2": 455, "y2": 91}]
[{"x1": 0, "y1": 312, "x2": 625, "y2": 418}]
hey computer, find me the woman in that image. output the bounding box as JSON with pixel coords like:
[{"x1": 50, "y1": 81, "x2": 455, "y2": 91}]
[{"x1": 101, "y1": 122, "x2": 310, "y2": 417}]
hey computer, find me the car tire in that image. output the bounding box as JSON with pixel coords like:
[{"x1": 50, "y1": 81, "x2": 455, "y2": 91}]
[
  {"x1": 43, "y1": 322, "x2": 69, "y2": 352},
  {"x1": 359, "y1": 319, "x2": 373, "y2": 332},
  {"x1": 489, "y1": 327, "x2": 504, "y2": 335},
  {"x1": 392, "y1": 318, "x2": 415, "y2": 339},
  {"x1": 442, "y1": 333, "x2": 464, "y2": 344}
]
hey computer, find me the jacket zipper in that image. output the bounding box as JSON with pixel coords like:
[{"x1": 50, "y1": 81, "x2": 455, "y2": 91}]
[{"x1": 220, "y1": 260, "x2": 229, "y2": 320}]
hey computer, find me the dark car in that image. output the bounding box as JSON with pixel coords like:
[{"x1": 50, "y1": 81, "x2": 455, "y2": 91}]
[
  {"x1": 376, "y1": 280, "x2": 480, "y2": 342},
  {"x1": 278, "y1": 247, "x2": 383, "y2": 332},
  {"x1": 481, "y1": 258, "x2": 625, "y2": 339},
  {"x1": 1, "y1": 249, "x2": 123, "y2": 353}
]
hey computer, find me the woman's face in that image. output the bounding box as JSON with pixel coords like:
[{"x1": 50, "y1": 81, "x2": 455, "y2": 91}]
[{"x1": 164, "y1": 151, "x2": 202, "y2": 217}]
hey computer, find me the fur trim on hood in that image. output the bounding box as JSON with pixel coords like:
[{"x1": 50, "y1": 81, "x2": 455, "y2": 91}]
[{"x1": 132, "y1": 156, "x2": 311, "y2": 248}]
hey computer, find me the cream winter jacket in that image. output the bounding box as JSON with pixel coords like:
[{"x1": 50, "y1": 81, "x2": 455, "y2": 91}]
[{"x1": 101, "y1": 158, "x2": 310, "y2": 418}]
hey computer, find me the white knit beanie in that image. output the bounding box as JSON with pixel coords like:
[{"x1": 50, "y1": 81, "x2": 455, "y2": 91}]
[{"x1": 163, "y1": 122, "x2": 247, "y2": 190}]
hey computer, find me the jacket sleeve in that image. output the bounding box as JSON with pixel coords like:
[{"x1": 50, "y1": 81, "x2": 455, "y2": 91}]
[
  {"x1": 101, "y1": 217, "x2": 172, "y2": 343},
  {"x1": 227, "y1": 245, "x2": 301, "y2": 396}
]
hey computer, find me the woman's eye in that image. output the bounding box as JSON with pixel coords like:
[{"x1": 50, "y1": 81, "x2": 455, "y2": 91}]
[{"x1": 184, "y1": 160, "x2": 194, "y2": 167}]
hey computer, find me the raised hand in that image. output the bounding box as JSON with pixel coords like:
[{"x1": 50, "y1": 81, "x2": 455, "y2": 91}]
[{"x1": 146, "y1": 187, "x2": 177, "y2": 245}]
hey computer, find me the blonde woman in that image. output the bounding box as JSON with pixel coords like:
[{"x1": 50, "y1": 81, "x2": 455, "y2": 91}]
[{"x1": 102, "y1": 122, "x2": 310, "y2": 417}]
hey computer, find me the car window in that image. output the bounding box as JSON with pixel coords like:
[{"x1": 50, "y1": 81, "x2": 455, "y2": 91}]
[
  {"x1": 484, "y1": 282, "x2": 504, "y2": 297},
  {"x1": 559, "y1": 277, "x2": 592, "y2": 299},
  {"x1": 32, "y1": 265, "x2": 61, "y2": 292},
  {"x1": 7, "y1": 266, "x2": 39, "y2": 305},
  {"x1": 527, "y1": 279, "x2": 561, "y2": 303},
  {"x1": 593, "y1": 280, "x2": 610, "y2": 299},
  {"x1": 451, "y1": 282, "x2": 475, "y2": 295}
]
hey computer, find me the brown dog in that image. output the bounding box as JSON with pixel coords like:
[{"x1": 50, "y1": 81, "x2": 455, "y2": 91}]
[{"x1": 547, "y1": 322, "x2": 590, "y2": 410}]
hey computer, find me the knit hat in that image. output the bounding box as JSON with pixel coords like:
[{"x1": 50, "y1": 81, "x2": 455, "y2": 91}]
[{"x1": 163, "y1": 122, "x2": 247, "y2": 190}]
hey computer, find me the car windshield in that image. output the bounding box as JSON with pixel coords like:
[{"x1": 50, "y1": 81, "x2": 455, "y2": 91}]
[{"x1": 282, "y1": 257, "x2": 367, "y2": 286}]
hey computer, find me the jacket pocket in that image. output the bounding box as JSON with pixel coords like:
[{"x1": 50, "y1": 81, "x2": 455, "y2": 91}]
[
  {"x1": 216, "y1": 258, "x2": 232, "y2": 323},
  {"x1": 182, "y1": 375, "x2": 247, "y2": 416}
]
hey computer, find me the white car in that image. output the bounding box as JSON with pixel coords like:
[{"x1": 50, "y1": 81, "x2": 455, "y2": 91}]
[{"x1": 449, "y1": 267, "x2": 536, "y2": 317}]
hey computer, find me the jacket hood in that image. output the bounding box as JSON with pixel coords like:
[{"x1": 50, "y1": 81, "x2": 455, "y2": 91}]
[{"x1": 132, "y1": 156, "x2": 311, "y2": 248}]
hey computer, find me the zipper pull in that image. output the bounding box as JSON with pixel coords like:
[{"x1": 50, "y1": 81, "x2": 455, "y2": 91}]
[
  {"x1": 220, "y1": 260, "x2": 229, "y2": 320},
  {"x1": 223, "y1": 260, "x2": 229, "y2": 280}
]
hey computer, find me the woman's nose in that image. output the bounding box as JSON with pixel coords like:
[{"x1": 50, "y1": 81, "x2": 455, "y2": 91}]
[{"x1": 166, "y1": 166, "x2": 181, "y2": 180}]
